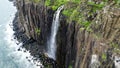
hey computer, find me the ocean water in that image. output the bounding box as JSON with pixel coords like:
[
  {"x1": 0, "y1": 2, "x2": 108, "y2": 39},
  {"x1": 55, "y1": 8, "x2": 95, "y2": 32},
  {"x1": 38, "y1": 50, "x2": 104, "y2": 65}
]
[{"x1": 0, "y1": 0, "x2": 42, "y2": 68}]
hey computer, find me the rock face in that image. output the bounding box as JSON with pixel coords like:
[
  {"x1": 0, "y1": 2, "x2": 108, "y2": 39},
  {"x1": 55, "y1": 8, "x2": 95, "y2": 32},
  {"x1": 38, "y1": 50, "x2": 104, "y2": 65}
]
[
  {"x1": 13, "y1": 0, "x2": 120, "y2": 68},
  {"x1": 57, "y1": 5, "x2": 120, "y2": 68},
  {"x1": 14, "y1": 0, "x2": 54, "y2": 53},
  {"x1": 16, "y1": 0, "x2": 54, "y2": 43}
]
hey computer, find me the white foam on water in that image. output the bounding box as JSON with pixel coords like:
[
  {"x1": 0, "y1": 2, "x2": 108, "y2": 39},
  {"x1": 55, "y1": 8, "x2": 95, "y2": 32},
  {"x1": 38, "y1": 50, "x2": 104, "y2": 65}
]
[
  {"x1": 114, "y1": 56, "x2": 120, "y2": 68},
  {"x1": 0, "y1": 25, "x2": 2, "y2": 27},
  {"x1": 91, "y1": 54, "x2": 99, "y2": 63},
  {"x1": 90, "y1": 54, "x2": 100, "y2": 68},
  {"x1": 4, "y1": 14, "x2": 43, "y2": 68}
]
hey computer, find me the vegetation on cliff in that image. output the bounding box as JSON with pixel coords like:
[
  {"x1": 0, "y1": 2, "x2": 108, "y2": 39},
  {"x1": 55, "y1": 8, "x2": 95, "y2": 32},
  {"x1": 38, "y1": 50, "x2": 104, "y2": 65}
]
[
  {"x1": 44, "y1": 0, "x2": 120, "y2": 31},
  {"x1": 30, "y1": 0, "x2": 41, "y2": 3},
  {"x1": 45, "y1": 0, "x2": 120, "y2": 68},
  {"x1": 35, "y1": 28, "x2": 41, "y2": 35},
  {"x1": 15, "y1": 0, "x2": 120, "y2": 68}
]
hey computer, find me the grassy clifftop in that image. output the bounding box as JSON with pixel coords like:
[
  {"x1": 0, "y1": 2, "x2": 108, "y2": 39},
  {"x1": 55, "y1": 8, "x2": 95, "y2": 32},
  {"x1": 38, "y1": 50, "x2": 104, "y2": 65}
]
[
  {"x1": 16, "y1": 0, "x2": 120, "y2": 68},
  {"x1": 29, "y1": 0, "x2": 120, "y2": 21},
  {"x1": 44, "y1": 0, "x2": 119, "y2": 29}
]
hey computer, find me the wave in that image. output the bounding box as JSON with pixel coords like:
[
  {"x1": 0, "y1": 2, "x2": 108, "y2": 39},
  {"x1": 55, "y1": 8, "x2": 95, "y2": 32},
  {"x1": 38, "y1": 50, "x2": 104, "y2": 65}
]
[{"x1": 4, "y1": 14, "x2": 43, "y2": 68}]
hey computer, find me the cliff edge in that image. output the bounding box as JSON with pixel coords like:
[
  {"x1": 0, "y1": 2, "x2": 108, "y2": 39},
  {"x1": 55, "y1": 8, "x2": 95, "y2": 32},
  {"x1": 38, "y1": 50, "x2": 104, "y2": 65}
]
[{"x1": 13, "y1": 0, "x2": 120, "y2": 68}]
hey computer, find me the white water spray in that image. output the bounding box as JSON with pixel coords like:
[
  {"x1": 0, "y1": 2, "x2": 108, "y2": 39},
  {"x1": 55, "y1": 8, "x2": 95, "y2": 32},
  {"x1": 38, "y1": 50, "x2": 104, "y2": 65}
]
[
  {"x1": 5, "y1": 14, "x2": 43, "y2": 68},
  {"x1": 47, "y1": 5, "x2": 64, "y2": 60},
  {"x1": 114, "y1": 56, "x2": 120, "y2": 68},
  {"x1": 90, "y1": 54, "x2": 100, "y2": 68}
]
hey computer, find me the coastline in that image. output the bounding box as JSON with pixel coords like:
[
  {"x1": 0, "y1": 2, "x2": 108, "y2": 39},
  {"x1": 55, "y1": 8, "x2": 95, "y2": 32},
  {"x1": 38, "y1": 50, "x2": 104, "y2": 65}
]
[
  {"x1": 12, "y1": 8, "x2": 57, "y2": 68},
  {"x1": 11, "y1": 0, "x2": 57, "y2": 68},
  {"x1": 7, "y1": 0, "x2": 44, "y2": 68},
  {"x1": 11, "y1": 0, "x2": 120, "y2": 68},
  {"x1": 5, "y1": 13, "x2": 43, "y2": 68}
]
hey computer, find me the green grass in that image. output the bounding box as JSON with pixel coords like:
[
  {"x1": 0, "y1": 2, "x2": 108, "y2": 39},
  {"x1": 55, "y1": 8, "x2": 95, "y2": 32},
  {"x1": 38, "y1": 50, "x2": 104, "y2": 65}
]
[
  {"x1": 35, "y1": 28, "x2": 41, "y2": 35},
  {"x1": 115, "y1": 0, "x2": 120, "y2": 5},
  {"x1": 110, "y1": 42, "x2": 120, "y2": 54},
  {"x1": 87, "y1": 1, "x2": 105, "y2": 13},
  {"x1": 30, "y1": 0, "x2": 41, "y2": 3},
  {"x1": 110, "y1": 42, "x2": 119, "y2": 48},
  {"x1": 45, "y1": 0, "x2": 68, "y2": 10},
  {"x1": 102, "y1": 53, "x2": 107, "y2": 61},
  {"x1": 68, "y1": 65, "x2": 72, "y2": 68},
  {"x1": 62, "y1": 8, "x2": 75, "y2": 17},
  {"x1": 45, "y1": 0, "x2": 119, "y2": 30},
  {"x1": 70, "y1": 9, "x2": 79, "y2": 21},
  {"x1": 45, "y1": 0, "x2": 80, "y2": 10}
]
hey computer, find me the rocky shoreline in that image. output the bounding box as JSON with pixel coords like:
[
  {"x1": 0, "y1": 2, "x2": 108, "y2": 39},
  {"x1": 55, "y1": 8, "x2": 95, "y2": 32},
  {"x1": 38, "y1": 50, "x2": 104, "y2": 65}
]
[
  {"x1": 12, "y1": 1, "x2": 57, "y2": 68},
  {"x1": 11, "y1": 0, "x2": 120, "y2": 68},
  {"x1": 12, "y1": 14, "x2": 57, "y2": 68}
]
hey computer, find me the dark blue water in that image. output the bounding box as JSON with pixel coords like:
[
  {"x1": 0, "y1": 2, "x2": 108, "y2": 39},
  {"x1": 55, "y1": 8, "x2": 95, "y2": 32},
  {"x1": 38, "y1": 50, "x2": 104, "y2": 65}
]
[{"x1": 0, "y1": 0, "x2": 42, "y2": 68}]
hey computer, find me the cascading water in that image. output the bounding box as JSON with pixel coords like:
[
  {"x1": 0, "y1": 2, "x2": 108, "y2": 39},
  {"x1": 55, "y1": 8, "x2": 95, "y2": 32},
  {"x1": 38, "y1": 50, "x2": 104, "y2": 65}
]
[{"x1": 47, "y1": 5, "x2": 64, "y2": 60}]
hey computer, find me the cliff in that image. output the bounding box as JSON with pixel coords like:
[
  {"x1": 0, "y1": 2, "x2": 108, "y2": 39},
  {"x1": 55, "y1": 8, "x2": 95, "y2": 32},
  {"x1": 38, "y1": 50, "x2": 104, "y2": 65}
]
[{"x1": 13, "y1": 0, "x2": 120, "y2": 68}]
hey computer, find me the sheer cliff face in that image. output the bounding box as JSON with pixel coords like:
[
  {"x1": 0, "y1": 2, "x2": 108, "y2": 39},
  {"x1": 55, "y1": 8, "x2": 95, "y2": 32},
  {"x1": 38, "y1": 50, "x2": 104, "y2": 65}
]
[
  {"x1": 14, "y1": 0, "x2": 120, "y2": 68},
  {"x1": 15, "y1": 0, "x2": 54, "y2": 45},
  {"x1": 57, "y1": 6, "x2": 120, "y2": 68}
]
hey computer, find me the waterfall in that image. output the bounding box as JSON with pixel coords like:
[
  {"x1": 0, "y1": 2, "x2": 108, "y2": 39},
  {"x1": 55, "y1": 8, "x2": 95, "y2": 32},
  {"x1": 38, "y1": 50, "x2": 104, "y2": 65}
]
[{"x1": 47, "y1": 5, "x2": 64, "y2": 60}]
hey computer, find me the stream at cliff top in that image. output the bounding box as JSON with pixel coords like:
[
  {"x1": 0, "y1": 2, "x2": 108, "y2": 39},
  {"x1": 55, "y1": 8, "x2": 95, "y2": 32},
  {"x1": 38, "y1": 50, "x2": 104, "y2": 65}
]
[{"x1": 0, "y1": 0, "x2": 42, "y2": 68}]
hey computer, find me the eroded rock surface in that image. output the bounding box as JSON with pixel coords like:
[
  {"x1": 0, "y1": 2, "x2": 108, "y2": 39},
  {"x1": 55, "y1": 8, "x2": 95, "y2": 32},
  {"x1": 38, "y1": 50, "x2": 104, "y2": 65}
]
[{"x1": 13, "y1": 0, "x2": 120, "y2": 68}]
